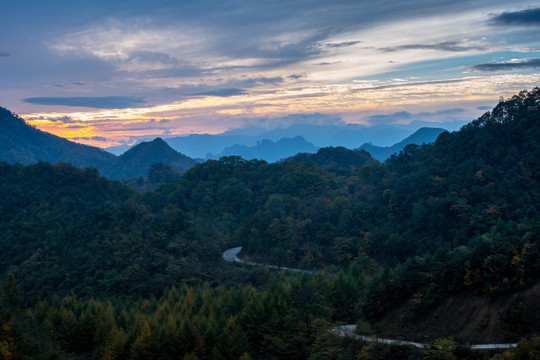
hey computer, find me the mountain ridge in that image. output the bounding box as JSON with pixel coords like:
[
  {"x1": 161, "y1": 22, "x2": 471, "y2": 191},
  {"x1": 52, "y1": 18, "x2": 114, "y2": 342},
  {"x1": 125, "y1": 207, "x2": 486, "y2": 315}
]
[
  {"x1": 208, "y1": 135, "x2": 319, "y2": 162},
  {"x1": 101, "y1": 137, "x2": 198, "y2": 180},
  {"x1": 0, "y1": 89, "x2": 538, "y2": 358},
  {"x1": 0, "y1": 107, "x2": 198, "y2": 180},
  {"x1": 157, "y1": 120, "x2": 466, "y2": 159},
  {"x1": 358, "y1": 127, "x2": 446, "y2": 161},
  {"x1": 0, "y1": 107, "x2": 115, "y2": 169}
]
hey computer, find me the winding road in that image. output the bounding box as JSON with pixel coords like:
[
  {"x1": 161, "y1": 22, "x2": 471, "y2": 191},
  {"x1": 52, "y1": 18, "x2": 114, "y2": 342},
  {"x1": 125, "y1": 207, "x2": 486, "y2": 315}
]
[
  {"x1": 222, "y1": 247, "x2": 519, "y2": 351},
  {"x1": 332, "y1": 325, "x2": 517, "y2": 350}
]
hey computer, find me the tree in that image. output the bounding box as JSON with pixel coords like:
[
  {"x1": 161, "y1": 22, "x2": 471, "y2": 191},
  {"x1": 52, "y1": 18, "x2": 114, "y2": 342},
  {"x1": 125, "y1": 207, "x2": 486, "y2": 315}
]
[
  {"x1": 1, "y1": 275, "x2": 23, "y2": 312},
  {"x1": 423, "y1": 338, "x2": 457, "y2": 360},
  {"x1": 131, "y1": 321, "x2": 154, "y2": 360}
]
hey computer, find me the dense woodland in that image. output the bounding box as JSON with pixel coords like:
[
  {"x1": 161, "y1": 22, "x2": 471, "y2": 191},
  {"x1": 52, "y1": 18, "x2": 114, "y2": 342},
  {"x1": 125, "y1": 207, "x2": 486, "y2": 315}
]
[{"x1": 0, "y1": 89, "x2": 539, "y2": 359}]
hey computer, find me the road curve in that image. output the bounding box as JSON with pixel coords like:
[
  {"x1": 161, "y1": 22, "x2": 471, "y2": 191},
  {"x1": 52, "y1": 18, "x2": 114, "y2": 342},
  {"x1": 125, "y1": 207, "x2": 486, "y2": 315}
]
[
  {"x1": 222, "y1": 248, "x2": 518, "y2": 350},
  {"x1": 222, "y1": 247, "x2": 313, "y2": 274},
  {"x1": 222, "y1": 247, "x2": 243, "y2": 263}
]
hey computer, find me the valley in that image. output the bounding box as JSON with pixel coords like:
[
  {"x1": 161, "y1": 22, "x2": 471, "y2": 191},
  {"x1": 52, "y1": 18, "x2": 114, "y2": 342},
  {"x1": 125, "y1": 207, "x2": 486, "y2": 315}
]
[{"x1": 0, "y1": 89, "x2": 538, "y2": 359}]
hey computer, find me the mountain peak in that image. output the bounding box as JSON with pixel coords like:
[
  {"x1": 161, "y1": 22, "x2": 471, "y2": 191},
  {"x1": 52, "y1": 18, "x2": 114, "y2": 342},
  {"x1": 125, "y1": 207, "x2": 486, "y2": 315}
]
[
  {"x1": 103, "y1": 137, "x2": 197, "y2": 179},
  {"x1": 123, "y1": 137, "x2": 174, "y2": 155},
  {"x1": 358, "y1": 127, "x2": 446, "y2": 161},
  {"x1": 150, "y1": 137, "x2": 168, "y2": 146}
]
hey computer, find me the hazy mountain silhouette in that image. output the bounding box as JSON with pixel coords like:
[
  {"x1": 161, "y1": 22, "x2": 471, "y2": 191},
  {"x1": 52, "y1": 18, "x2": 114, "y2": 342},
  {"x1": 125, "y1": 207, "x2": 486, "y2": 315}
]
[
  {"x1": 165, "y1": 133, "x2": 254, "y2": 160},
  {"x1": 161, "y1": 121, "x2": 466, "y2": 159},
  {"x1": 104, "y1": 143, "x2": 132, "y2": 156},
  {"x1": 209, "y1": 136, "x2": 319, "y2": 162},
  {"x1": 0, "y1": 106, "x2": 115, "y2": 168},
  {"x1": 102, "y1": 138, "x2": 197, "y2": 179},
  {"x1": 358, "y1": 127, "x2": 446, "y2": 161}
]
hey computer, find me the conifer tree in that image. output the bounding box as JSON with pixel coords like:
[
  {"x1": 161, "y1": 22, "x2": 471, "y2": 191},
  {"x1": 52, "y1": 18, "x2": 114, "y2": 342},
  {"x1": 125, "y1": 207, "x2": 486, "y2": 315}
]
[{"x1": 131, "y1": 321, "x2": 154, "y2": 360}]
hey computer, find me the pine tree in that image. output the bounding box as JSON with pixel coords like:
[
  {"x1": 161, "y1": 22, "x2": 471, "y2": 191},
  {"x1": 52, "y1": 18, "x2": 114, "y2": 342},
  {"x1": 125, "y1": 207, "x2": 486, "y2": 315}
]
[
  {"x1": 131, "y1": 321, "x2": 154, "y2": 360},
  {"x1": 1, "y1": 275, "x2": 23, "y2": 312}
]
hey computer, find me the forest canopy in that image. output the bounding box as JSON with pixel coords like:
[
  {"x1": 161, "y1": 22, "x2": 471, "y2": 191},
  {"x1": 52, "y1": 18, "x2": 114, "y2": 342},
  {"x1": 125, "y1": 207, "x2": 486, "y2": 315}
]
[{"x1": 0, "y1": 88, "x2": 539, "y2": 359}]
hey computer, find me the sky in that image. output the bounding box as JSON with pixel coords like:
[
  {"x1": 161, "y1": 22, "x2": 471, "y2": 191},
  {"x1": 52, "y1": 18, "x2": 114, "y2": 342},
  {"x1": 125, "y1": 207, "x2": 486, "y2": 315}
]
[{"x1": 1, "y1": 0, "x2": 540, "y2": 147}]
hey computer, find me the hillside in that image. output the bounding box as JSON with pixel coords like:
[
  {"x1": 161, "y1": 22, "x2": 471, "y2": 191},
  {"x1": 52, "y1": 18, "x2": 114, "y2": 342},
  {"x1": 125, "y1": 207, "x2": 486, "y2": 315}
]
[
  {"x1": 0, "y1": 108, "x2": 198, "y2": 182},
  {"x1": 101, "y1": 138, "x2": 197, "y2": 179},
  {"x1": 358, "y1": 127, "x2": 446, "y2": 161},
  {"x1": 0, "y1": 107, "x2": 115, "y2": 169},
  {"x1": 285, "y1": 146, "x2": 374, "y2": 175},
  {"x1": 0, "y1": 89, "x2": 538, "y2": 359}
]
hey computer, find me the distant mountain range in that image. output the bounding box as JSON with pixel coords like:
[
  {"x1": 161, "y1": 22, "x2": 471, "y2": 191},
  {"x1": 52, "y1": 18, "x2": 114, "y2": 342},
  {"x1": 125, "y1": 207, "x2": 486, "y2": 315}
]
[
  {"x1": 201, "y1": 127, "x2": 447, "y2": 162},
  {"x1": 154, "y1": 120, "x2": 466, "y2": 159},
  {"x1": 209, "y1": 136, "x2": 319, "y2": 162},
  {"x1": 0, "y1": 107, "x2": 196, "y2": 180},
  {"x1": 0, "y1": 105, "x2": 457, "y2": 179}
]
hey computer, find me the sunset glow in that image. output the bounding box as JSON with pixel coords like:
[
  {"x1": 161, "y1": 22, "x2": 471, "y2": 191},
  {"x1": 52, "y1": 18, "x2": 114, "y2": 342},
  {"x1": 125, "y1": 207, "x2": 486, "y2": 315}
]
[{"x1": 2, "y1": 1, "x2": 539, "y2": 147}]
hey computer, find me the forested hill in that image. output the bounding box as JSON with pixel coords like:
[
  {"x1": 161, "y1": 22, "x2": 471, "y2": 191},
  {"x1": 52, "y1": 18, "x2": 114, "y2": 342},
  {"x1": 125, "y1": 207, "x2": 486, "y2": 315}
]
[
  {"x1": 0, "y1": 88, "x2": 538, "y2": 303},
  {"x1": 284, "y1": 146, "x2": 374, "y2": 175},
  {"x1": 0, "y1": 108, "x2": 197, "y2": 179},
  {"x1": 0, "y1": 89, "x2": 539, "y2": 359},
  {"x1": 0, "y1": 107, "x2": 115, "y2": 169},
  {"x1": 101, "y1": 138, "x2": 198, "y2": 180}
]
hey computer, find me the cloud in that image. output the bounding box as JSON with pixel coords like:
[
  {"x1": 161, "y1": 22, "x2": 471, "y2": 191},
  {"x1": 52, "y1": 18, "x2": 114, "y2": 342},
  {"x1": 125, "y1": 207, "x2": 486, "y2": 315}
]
[
  {"x1": 72, "y1": 136, "x2": 107, "y2": 141},
  {"x1": 164, "y1": 76, "x2": 287, "y2": 97},
  {"x1": 34, "y1": 115, "x2": 76, "y2": 123},
  {"x1": 379, "y1": 40, "x2": 487, "y2": 53},
  {"x1": 427, "y1": 108, "x2": 465, "y2": 116},
  {"x1": 470, "y1": 58, "x2": 540, "y2": 71},
  {"x1": 238, "y1": 76, "x2": 285, "y2": 86},
  {"x1": 491, "y1": 7, "x2": 540, "y2": 26},
  {"x1": 147, "y1": 118, "x2": 171, "y2": 124},
  {"x1": 364, "y1": 108, "x2": 466, "y2": 125},
  {"x1": 324, "y1": 41, "x2": 361, "y2": 48},
  {"x1": 191, "y1": 88, "x2": 247, "y2": 97},
  {"x1": 351, "y1": 79, "x2": 466, "y2": 92},
  {"x1": 287, "y1": 74, "x2": 304, "y2": 80},
  {"x1": 23, "y1": 96, "x2": 145, "y2": 109},
  {"x1": 365, "y1": 111, "x2": 413, "y2": 124},
  {"x1": 52, "y1": 116, "x2": 77, "y2": 123},
  {"x1": 477, "y1": 105, "x2": 493, "y2": 110},
  {"x1": 231, "y1": 31, "x2": 330, "y2": 65}
]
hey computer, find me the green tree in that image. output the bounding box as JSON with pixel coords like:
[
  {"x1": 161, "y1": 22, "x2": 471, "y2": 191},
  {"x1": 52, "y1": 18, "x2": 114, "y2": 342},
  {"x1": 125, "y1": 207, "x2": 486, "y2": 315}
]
[
  {"x1": 423, "y1": 338, "x2": 457, "y2": 360},
  {"x1": 131, "y1": 321, "x2": 154, "y2": 360}
]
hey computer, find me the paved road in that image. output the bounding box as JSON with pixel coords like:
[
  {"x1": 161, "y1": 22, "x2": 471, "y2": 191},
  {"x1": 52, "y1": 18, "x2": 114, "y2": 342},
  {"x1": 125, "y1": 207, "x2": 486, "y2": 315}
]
[
  {"x1": 222, "y1": 248, "x2": 518, "y2": 351},
  {"x1": 332, "y1": 325, "x2": 518, "y2": 350},
  {"x1": 222, "y1": 247, "x2": 243, "y2": 263},
  {"x1": 222, "y1": 246, "x2": 313, "y2": 274}
]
